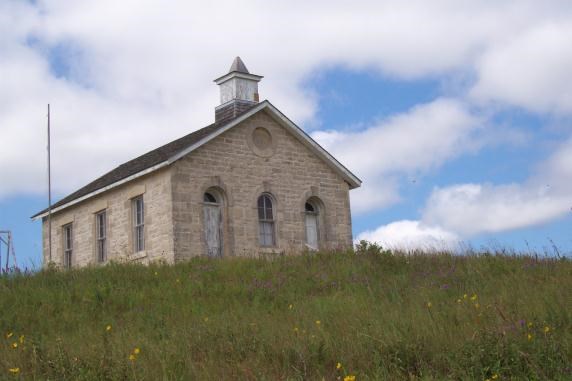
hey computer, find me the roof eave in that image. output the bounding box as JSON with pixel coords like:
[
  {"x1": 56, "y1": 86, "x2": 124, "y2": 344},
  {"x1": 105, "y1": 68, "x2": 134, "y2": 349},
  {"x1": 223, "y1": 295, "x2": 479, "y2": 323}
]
[
  {"x1": 261, "y1": 102, "x2": 362, "y2": 189},
  {"x1": 30, "y1": 161, "x2": 170, "y2": 221},
  {"x1": 169, "y1": 100, "x2": 362, "y2": 188},
  {"x1": 213, "y1": 72, "x2": 263, "y2": 84}
]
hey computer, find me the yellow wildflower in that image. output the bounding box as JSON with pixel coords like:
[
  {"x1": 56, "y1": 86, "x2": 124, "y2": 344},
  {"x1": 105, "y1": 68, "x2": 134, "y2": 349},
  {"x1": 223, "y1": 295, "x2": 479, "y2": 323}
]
[
  {"x1": 19, "y1": 335, "x2": 24, "y2": 344},
  {"x1": 527, "y1": 333, "x2": 533, "y2": 341},
  {"x1": 463, "y1": 294, "x2": 468, "y2": 299},
  {"x1": 204, "y1": 317, "x2": 209, "y2": 322},
  {"x1": 527, "y1": 322, "x2": 533, "y2": 328},
  {"x1": 288, "y1": 304, "x2": 293, "y2": 310},
  {"x1": 470, "y1": 294, "x2": 477, "y2": 301},
  {"x1": 456, "y1": 299, "x2": 462, "y2": 304},
  {"x1": 11, "y1": 342, "x2": 18, "y2": 349},
  {"x1": 176, "y1": 278, "x2": 180, "y2": 283},
  {"x1": 315, "y1": 320, "x2": 321, "y2": 325},
  {"x1": 293, "y1": 327, "x2": 299, "y2": 333},
  {"x1": 133, "y1": 348, "x2": 141, "y2": 355},
  {"x1": 544, "y1": 326, "x2": 550, "y2": 333},
  {"x1": 336, "y1": 362, "x2": 342, "y2": 370},
  {"x1": 154, "y1": 272, "x2": 158, "y2": 276},
  {"x1": 6, "y1": 332, "x2": 13, "y2": 339},
  {"x1": 106, "y1": 325, "x2": 112, "y2": 332},
  {"x1": 344, "y1": 375, "x2": 356, "y2": 381},
  {"x1": 129, "y1": 354, "x2": 136, "y2": 361},
  {"x1": 8, "y1": 368, "x2": 19, "y2": 374},
  {"x1": 492, "y1": 374, "x2": 499, "y2": 379},
  {"x1": 426, "y1": 302, "x2": 432, "y2": 308}
]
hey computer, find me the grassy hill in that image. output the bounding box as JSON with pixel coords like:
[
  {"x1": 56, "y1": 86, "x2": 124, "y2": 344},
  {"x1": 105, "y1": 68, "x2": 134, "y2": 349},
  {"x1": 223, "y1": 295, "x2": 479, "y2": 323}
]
[{"x1": 1, "y1": 245, "x2": 571, "y2": 380}]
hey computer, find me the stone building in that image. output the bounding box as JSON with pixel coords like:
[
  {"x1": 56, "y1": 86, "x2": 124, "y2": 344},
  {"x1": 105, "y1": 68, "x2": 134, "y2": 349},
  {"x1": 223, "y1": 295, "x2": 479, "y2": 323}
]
[{"x1": 32, "y1": 57, "x2": 361, "y2": 268}]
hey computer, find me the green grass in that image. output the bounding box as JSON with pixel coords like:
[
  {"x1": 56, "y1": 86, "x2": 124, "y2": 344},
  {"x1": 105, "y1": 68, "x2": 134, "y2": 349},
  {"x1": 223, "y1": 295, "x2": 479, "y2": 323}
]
[{"x1": 1, "y1": 245, "x2": 571, "y2": 380}]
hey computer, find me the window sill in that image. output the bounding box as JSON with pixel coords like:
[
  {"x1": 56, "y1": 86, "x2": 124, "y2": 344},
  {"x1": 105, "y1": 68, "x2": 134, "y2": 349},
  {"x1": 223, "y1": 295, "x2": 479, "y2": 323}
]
[
  {"x1": 129, "y1": 251, "x2": 147, "y2": 261},
  {"x1": 258, "y1": 245, "x2": 278, "y2": 250},
  {"x1": 257, "y1": 246, "x2": 283, "y2": 255}
]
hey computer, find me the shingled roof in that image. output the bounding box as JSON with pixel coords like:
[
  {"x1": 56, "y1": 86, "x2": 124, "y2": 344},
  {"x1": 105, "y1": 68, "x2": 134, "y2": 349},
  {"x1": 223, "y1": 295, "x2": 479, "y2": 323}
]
[
  {"x1": 32, "y1": 100, "x2": 362, "y2": 220},
  {"x1": 32, "y1": 106, "x2": 255, "y2": 219}
]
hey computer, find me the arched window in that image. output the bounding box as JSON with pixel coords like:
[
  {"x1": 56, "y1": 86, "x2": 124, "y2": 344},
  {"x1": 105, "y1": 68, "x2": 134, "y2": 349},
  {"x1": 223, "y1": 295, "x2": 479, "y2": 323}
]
[
  {"x1": 257, "y1": 194, "x2": 275, "y2": 246},
  {"x1": 203, "y1": 189, "x2": 223, "y2": 257},
  {"x1": 305, "y1": 199, "x2": 319, "y2": 250},
  {"x1": 203, "y1": 192, "x2": 217, "y2": 203}
]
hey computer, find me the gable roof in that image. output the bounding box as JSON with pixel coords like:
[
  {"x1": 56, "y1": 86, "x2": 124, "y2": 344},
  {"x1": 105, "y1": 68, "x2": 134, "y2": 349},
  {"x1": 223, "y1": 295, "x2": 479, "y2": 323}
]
[{"x1": 32, "y1": 101, "x2": 361, "y2": 220}]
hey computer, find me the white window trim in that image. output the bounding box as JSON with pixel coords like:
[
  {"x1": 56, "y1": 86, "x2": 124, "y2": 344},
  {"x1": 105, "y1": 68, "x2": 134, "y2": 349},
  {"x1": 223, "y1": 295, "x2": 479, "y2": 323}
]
[
  {"x1": 96, "y1": 210, "x2": 107, "y2": 262},
  {"x1": 258, "y1": 194, "x2": 276, "y2": 247},
  {"x1": 63, "y1": 223, "x2": 73, "y2": 269},
  {"x1": 132, "y1": 196, "x2": 145, "y2": 253}
]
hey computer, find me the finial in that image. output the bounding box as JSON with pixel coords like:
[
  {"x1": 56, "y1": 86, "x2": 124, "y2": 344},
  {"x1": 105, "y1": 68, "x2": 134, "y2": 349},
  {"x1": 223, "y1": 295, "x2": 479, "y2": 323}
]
[{"x1": 229, "y1": 56, "x2": 249, "y2": 74}]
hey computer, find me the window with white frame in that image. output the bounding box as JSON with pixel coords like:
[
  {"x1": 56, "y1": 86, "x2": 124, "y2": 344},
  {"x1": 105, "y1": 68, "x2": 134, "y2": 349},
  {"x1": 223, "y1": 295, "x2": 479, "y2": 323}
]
[
  {"x1": 304, "y1": 200, "x2": 319, "y2": 250},
  {"x1": 63, "y1": 223, "x2": 73, "y2": 268},
  {"x1": 257, "y1": 193, "x2": 275, "y2": 246},
  {"x1": 96, "y1": 210, "x2": 107, "y2": 262},
  {"x1": 132, "y1": 196, "x2": 145, "y2": 252}
]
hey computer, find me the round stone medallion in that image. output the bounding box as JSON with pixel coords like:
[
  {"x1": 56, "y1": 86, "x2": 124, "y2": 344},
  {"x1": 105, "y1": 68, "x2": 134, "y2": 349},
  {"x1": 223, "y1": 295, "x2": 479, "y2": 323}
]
[
  {"x1": 248, "y1": 126, "x2": 275, "y2": 157},
  {"x1": 252, "y1": 127, "x2": 272, "y2": 150}
]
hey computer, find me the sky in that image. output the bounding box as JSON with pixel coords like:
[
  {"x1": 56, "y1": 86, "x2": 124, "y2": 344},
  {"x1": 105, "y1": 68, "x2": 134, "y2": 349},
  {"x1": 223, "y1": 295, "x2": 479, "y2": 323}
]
[{"x1": 1, "y1": 0, "x2": 572, "y2": 269}]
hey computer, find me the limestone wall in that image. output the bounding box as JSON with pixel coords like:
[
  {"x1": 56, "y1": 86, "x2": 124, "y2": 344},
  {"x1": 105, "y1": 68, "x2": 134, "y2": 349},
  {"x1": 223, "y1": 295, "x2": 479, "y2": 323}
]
[
  {"x1": 42, "y1": 168, "x2": 174, "y2": 267},
  {"x1": 171, "y1": 109, "x2": 353, "y2": 259}
]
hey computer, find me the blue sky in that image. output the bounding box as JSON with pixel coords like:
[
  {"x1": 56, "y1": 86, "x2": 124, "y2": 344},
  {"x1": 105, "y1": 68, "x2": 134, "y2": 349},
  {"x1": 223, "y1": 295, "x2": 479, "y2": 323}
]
[
  {"x1": 1, "y1": 1, "x2": 572, "y2": 268},
  {"x1": 312, "y1": 69, "x2": 572, "y2": 254}
]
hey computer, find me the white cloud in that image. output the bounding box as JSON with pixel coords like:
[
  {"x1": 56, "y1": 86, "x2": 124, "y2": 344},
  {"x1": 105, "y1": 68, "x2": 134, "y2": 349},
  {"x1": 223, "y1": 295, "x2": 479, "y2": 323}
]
[
  {"x1": 355, "y1": 134, "x2": 572, "y2": 247},
  {"x1": 422, "y1": 137, "x2": 572, "y2": 236},
  {"x1": 471, "y1": 22, "x2": 572, "y2": 114},
  {"x1": 1, "y1": 0, "x2": 571, "y2": 210},
  {"x1": 313, "y1": 98, "x2": 482, "y2": 213},
  {"x1": 422, "y1": 183, "x2": 572, "y2": 236},
  {"x1": 356, "y1": 220, "x2": 459, "y2": 252},
  {"x1": 314, "y1": 98, "x2": 483, "y2": 177}
]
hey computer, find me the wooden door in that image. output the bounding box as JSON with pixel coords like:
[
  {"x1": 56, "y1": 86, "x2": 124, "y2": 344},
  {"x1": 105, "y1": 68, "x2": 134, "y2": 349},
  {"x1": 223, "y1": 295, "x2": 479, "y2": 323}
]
[
  {"x1": 305, "y1": 213, "x2": 318, "y2": 250},
  {"x1": 203, "y1": 204, "x2": 222, "y2": 257}
]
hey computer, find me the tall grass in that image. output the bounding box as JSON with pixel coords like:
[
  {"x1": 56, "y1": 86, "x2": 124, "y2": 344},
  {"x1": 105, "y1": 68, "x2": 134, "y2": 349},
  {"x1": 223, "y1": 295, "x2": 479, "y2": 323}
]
[{"x1": 1, "y1": 245, "x2": 570, "y2": 380}]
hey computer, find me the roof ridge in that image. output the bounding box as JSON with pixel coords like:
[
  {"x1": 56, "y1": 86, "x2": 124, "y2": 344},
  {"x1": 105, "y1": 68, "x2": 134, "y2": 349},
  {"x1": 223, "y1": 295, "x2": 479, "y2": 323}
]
[{"x1": 31, "y1": 100, "x2": 361, "y2": 219}]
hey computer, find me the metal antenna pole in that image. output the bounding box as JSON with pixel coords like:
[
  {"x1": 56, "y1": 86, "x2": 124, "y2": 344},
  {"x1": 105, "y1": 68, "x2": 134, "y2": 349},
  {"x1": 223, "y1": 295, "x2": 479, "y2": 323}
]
[
  {"x1": 5, "y1": 233, "x2": 9, "y2": 272},
  {"x1": 0, "y1": 232, "x2": 17, "y2": 272},
  {"x1": 47, "y1": 104, "x2": 52, "y2": 263},
  {"x1": 10, "y1": 232, "x2": 17, "y2": 269}
]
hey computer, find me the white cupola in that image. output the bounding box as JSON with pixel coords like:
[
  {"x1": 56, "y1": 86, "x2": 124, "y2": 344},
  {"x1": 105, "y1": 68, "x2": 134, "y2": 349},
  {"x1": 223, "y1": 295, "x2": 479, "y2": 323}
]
[{"x1": 214, "y1": 57, "x2": 263, "y2": 123}]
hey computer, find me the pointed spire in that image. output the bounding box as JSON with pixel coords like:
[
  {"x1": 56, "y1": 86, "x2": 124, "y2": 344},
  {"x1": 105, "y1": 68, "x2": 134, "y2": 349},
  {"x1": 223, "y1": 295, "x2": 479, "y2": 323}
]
[{"x1": 229, "y1": 56, "x2": 249, "y2": 74}]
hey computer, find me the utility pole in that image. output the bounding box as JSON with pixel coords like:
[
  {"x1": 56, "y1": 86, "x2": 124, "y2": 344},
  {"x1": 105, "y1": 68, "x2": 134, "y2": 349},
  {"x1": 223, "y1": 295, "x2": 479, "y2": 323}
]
[
  {"x1": 47, "y1": 104, "x2": 52, "y2": 263},
  {"x1": 0, "y1": 231, "x2": 16, "y2": 272}
]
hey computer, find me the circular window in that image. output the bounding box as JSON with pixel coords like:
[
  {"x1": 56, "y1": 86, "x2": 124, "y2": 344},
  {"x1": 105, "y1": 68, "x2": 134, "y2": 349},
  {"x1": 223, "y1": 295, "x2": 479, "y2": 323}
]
[{"x1": 248, "y1": 126, "x2": 275, "y2": 157}]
